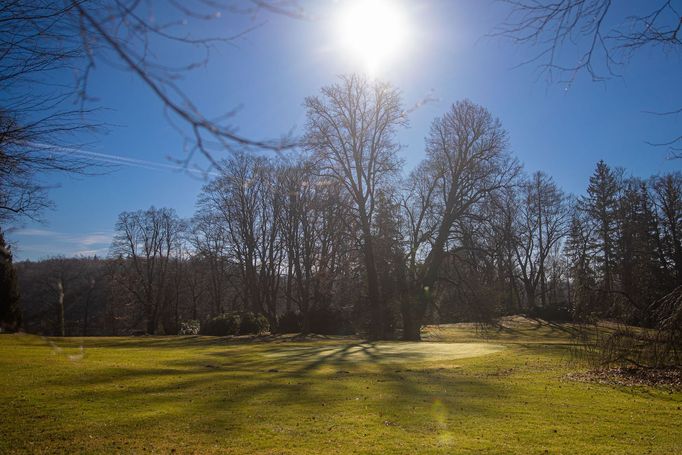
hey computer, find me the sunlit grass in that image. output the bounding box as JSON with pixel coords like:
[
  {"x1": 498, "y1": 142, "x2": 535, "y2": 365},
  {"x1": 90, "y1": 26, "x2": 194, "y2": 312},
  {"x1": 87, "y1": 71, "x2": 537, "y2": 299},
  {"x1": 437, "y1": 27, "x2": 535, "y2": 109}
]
[{"x1": 1, "y1": 319, "x2": 680, "y2": 454}]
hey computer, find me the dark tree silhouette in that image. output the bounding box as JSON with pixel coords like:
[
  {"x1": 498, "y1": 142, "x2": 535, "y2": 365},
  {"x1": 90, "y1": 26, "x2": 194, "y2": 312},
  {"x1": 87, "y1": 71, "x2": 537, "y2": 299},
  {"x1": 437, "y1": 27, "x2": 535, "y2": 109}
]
[
  {"x1": 304, "y1": 75, "x2": 405, "y2": 340},
  {"x1": 0, "y1": 229, "x2": 21, "y2": 331},
  {"x1": 401, "y1": 100, "x2": 518, "y2": 340},
  {"x1": 578, "y1": 161, "x2": 622, "y2": 301},
  {"x1": 110, "y1": 207, "x2": 186, "y2": 334}
]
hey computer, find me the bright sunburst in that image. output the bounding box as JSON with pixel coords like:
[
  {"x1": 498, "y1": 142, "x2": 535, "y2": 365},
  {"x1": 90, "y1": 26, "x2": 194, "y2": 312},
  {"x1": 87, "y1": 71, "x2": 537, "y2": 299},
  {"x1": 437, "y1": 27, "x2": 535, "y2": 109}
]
[{"x1": 336, "y1": 0, "x2": 410, "y2": 76}]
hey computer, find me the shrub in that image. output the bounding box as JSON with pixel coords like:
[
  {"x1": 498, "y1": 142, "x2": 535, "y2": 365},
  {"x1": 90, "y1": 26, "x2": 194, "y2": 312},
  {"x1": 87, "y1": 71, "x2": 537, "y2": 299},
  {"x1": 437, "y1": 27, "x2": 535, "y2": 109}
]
[
  {"x1": 309, "y1": 306, "x2": 354, "y2": 335},
  {"x1": 202, "y1": 313, "x2": 241, "y2": 336},
  {"x1": 276, "y1": 311, "x2": 302, "y2": 333},
  {"x1": 179, "y1": 320, "x2": 200, "y2": 335},
  {"x1": 239, "y1": 311, "x2": 270, "y2": 335},
  {"x1": 530, "y1": 302, "x2": 573, "y2": 322}
]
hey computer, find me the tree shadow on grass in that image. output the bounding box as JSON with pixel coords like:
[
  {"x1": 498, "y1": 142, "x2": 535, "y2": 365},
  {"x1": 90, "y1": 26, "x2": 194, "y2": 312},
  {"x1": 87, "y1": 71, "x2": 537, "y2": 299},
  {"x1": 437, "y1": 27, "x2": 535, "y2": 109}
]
[
  {"x1": 464, "y1": 318, "x2": 593, "y2": 345},
  {"x1": 61, "y1": 333, "x2": 358, "y2": 350},
  {"x1": 35, "y1": 339, "x2": 506, "y2": 451}
]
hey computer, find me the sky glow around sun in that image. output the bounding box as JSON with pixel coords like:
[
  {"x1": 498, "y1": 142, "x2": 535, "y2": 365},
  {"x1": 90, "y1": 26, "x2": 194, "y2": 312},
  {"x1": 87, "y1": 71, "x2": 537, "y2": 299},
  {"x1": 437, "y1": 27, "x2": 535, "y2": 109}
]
[{"x1": 335, "y1": 0, "x2": 410, "y2": 76}]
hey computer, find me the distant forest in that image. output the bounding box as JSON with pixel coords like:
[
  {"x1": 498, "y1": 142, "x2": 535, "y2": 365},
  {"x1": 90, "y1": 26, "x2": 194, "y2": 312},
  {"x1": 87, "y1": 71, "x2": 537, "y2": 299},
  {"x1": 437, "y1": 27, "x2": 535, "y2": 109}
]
[{"x1": 13, "y1": 76, "x2": 682, "y2": 340}]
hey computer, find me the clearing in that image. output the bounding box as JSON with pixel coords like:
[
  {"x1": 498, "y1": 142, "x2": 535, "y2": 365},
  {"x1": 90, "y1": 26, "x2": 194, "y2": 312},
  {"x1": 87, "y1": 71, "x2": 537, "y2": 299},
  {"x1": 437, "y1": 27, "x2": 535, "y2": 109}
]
[{"x1": 0, "y1": 318, "x2": 680, "y2": 454}]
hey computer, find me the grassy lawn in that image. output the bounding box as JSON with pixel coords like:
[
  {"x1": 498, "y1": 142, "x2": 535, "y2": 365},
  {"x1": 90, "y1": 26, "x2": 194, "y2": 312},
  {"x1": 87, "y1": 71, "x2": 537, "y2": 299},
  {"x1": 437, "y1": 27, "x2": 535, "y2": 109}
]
[{"x1": 1, "y1": 318, "x2": 680, "y2": 454}]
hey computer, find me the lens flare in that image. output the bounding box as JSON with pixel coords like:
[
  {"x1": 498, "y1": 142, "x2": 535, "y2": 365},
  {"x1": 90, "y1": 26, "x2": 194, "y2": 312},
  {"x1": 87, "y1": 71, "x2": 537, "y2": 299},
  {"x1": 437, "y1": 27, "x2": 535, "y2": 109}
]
[{"x1": 336, "y1": 0, "x2": 409, "y2": 75}]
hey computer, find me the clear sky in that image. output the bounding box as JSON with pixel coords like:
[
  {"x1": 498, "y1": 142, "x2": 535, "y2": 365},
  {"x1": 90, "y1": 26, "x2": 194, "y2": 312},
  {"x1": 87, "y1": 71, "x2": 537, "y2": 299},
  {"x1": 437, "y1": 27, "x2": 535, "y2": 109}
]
[{"x1": 7, "y1": 0, "x2": 681, "y2": 260}]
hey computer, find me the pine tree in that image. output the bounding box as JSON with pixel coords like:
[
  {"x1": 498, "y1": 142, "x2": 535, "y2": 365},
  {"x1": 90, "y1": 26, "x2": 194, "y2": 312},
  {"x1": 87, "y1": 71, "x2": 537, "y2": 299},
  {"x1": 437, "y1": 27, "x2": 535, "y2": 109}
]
[
  {"x1": 565, "y1": 213, "x2": 596, "y2": 320},
  {"x1": 0, "y1": 229, "x2": 21, "y2": 331},
  {"x1": 579, "y1": 160, "x2": 621, "y2": 308},
  {"x1": 617, "y1": 179, "x2": 665, "y2": 323}
]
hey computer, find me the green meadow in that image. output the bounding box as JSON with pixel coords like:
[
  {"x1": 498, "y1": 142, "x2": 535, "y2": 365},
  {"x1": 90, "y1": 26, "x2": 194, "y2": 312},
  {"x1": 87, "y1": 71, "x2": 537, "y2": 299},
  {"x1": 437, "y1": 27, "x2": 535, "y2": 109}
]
[{"x1": 1, "y1": 318, "x2": 680, "y2": 454}]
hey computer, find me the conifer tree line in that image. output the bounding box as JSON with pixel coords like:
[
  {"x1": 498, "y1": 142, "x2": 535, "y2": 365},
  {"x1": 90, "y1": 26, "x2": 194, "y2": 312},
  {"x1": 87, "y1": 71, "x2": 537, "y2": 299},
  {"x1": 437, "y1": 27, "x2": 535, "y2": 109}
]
[{"x1": 7, "y1": 76, "x2": 682, "y2": 340}]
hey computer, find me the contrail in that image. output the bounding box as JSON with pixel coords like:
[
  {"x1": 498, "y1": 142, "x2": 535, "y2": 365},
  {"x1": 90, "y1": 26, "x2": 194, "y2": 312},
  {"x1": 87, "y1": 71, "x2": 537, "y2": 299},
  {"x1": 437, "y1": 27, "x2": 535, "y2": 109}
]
[{"x1": 25, "y1": 142, "x2": 220, "y2": 177}]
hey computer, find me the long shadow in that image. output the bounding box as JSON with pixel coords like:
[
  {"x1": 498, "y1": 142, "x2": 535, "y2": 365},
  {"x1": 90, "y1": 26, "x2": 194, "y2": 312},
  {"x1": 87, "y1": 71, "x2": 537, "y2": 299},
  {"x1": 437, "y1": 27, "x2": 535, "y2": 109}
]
[
  {"x1": 8, "y1": 334, "x2": 528, "y2": 455},
  {"x1": 41, "y1": 338, "x2": 505, "y2": 419},
  {"x1": 473, "y1": 318, "x2": 586, "y2": 344},
  {"x1": 49, "y1": 333, "x2": 359, "y2": 350},
  {"x1": 9, "y1": 330, "x2": 680, "y2": 454}
]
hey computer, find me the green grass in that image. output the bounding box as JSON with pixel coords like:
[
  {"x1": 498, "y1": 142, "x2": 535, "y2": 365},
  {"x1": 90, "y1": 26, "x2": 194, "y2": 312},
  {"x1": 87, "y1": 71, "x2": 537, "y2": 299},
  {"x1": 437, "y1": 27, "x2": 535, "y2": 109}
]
[{"x1": 1, "y1": 318, "x2": 680, "y2": 454}]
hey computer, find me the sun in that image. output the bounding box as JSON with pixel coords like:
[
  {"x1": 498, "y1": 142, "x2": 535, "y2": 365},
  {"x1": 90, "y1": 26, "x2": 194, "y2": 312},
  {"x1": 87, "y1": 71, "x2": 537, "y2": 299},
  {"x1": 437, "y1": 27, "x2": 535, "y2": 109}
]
[{"x1": 336, "y1": 0, "x2": 409, "y2": 76}]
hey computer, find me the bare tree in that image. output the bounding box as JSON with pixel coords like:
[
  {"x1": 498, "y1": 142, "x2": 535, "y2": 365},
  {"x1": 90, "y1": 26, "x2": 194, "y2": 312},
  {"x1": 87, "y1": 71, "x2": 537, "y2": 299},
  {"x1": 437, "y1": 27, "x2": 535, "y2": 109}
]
[
  {"x1": 279, "y1": 159, "x2": 330, "y2": 331},
  {"x1": 191, "y1": 208, "x2": 234, "y2": 316},
  {"x1": 401, "y1": 100, "x2": 519, "y2": 340},
  {"x1": 0, "y1": 111, "x2": 95, "y2": 223},
  {"x1": 1, "y1": 1, "x2": 302, "y2": 226},
  {"x1": 0, "y1": 0, "x2": 96, "y2": 222},
  {"x1": 496, "y1": 0, "x2": 682, "y2": 156},
  {"x1": 514, "y1": 172, "x2": 570, "y2": 311},
  {"x1": 489, "y1": 186, "x2": 524, "y2": 315},
  {"x1": 197, "y1": 154, "x2": 284, "y2": 320},
  {"x1": 110, "y1": 206, "x2": 186, "y2": 334},
  {"x1": 0, "y1": 2, "x2": 97, "y2": 223},
  {"x1": 68, "y1": 0, "x2": 301, "y2": 170},
  {"x1": 304, "y1": 74, "x2": 406, "y2": 340}
]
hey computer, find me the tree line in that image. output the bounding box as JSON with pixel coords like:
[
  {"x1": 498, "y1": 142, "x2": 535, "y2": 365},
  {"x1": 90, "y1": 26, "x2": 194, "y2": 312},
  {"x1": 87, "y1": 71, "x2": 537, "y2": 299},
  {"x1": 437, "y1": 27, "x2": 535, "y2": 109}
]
[{"x1": 7, "y1": 76, "x2": 682, "y2": 341}]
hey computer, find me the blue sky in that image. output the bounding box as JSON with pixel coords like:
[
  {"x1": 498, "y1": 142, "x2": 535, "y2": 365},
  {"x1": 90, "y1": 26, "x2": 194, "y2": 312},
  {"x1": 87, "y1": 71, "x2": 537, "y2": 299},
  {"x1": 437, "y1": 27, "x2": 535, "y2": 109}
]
[{"x1": 7, "y1": 0, "x2": 681, "y2": 260}]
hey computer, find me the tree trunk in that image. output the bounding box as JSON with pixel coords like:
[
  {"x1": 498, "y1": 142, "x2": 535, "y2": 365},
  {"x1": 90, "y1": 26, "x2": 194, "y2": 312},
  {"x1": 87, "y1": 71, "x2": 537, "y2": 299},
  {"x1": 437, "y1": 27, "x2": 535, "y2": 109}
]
[
  {"x1": 146, "y1": 299, "x2": 157, "y2": 334},
  {"x1": 301, "y1": 306, "x2": 311, "y2": 334},
  {"x1": 401, "y1": 296, "x2": 421, "y2": 341},
  {"x1": 82, "y1": 288, "x2": 92, "y2": 337},
  {"x1": 526, "y1": 285, "x2": 536, "y2": 314},
  {"x1": 401, "y1": 285, "x2": 433, "y2": 341},
  {"x1": 56, "y1": 278, "x2": 65, "y2": 337},
  {"x1": 358, "y1": 205, "x2": 384, "y2": 340},
  {"x1": 362, "y1": 232, "x2": 384, "y2": 340},
  {"x1": 401, "y1": 221, "x2": 450, "y2": 341}
]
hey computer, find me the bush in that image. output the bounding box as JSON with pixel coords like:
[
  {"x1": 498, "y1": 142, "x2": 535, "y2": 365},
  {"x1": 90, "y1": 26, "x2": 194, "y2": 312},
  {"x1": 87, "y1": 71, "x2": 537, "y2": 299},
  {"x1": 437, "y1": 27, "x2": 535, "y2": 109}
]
[
  {"x1": 309, "y1": 306, "x2": 354, "y2": 335},
  {"x1": 239, "y1": 311, "x2": 270, "y2": 335},
  {"x1": 276, "y1": 311, "x2": 302, "y2": 333},
  {"x1": 201, "y1": 312, "x2": 270, "y2": 336},
  {"x1": 178, "y1": 320, "x2": 200, "y2": 335},
  {"x1": 530, "y1": 302, "x2": 573, "y2": 322},
  {"x1": 202, "y1": 313, "x2": 241, "y2": 336}
]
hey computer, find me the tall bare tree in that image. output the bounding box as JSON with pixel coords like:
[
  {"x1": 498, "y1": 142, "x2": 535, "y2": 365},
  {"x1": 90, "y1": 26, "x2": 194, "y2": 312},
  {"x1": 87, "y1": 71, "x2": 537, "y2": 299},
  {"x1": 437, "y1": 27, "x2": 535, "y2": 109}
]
[
  {"x1": 190, "y1": 211, "x2": 233, "y2": 317},
  {"x1": 514, "y1": 172, "x2": 570, "y2": 311},
  {"x1": 278, "y1": 159, "x2": 342, "y2": 331},
  {"x1": 304, "y1": 74, "x2": 405, "y2": 339},
  {"x1": 401, "y1": 100, "x2": 518, "y2": 340},
  {"x1": 197, "y1": 154, "x2": 284, "y2": 320},
  {"x1": 110, "y1": 207, "x2": 186, "y2": 334}
]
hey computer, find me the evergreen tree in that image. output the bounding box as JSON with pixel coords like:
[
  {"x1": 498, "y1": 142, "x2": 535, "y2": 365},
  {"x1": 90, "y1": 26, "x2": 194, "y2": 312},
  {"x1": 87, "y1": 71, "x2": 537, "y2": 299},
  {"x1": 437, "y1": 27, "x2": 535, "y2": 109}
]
[
  {"x1": 565, "y1": 213, "x2": 596, "y2": 320},
  {"x1": 617, "y1": 179, "x2": 665, "y2": 323},
  {"x1": 652, "y1": 173, "x2": 682, "y2": 286},
  {"x1": 578, "y1": 161, "x2": 621, "y2": 314},
  {"x1": 0, "y1": 229, "x2": 21, "y2": 331}
]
